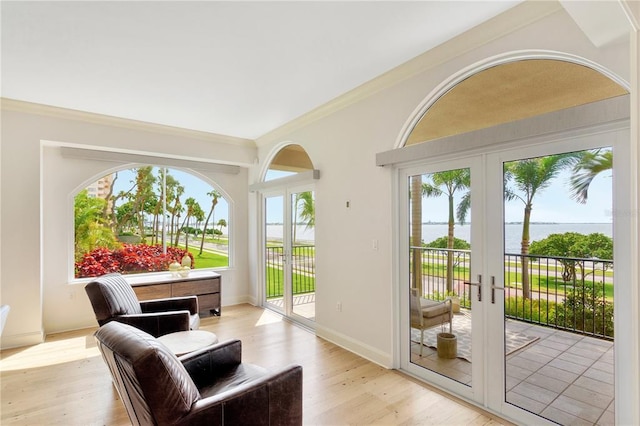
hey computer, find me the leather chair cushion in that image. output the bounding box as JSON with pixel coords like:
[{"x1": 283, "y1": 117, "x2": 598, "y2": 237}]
[{"x1": 198, "y1": 363, "x2": 269, "y2": 397}]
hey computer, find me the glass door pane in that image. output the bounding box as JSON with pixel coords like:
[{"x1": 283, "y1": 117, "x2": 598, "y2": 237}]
[
  {"x1": 291, "y1": 190, "x2": 315, "y2": 321},
  {"x1": 408, "y1": 167, "x2": 474, "y2": 387},
  {"x1": 500, "y1": 148, "x2": 615, "y2": 425},
  {"x1": 265, "y1": 194, "x2": 286, "y2": 313}
]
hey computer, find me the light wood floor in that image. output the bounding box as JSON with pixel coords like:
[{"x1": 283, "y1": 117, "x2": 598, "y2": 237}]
[{"x1": 1, "y1": 304, "x2": 510, "y2": 425}]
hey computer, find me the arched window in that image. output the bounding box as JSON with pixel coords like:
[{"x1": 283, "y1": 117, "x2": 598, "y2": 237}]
[
  {"x1": 74, "y1": 166, "x2": 229, "y2": 278},
  {"x1": 264, "y1": 144, "x2": 314, "y2": 181}
]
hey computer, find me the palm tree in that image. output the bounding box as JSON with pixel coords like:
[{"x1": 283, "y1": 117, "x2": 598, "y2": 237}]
[
  {"x1": 133, "y1": 167, "x2": 156, "y2": 243},
  {"x1": 216, "y1": 219, "x2": 227, "y2": 238},
  {"x1": 110, "y1": 167, "x2": 156, "y2": 242},
  {"x1": 422, "y1": 169, "x2": 471, "y2": 293},
  {"x1": 199, "y1": 190, "x2": 221, "y2": 255},
  {"x1": 504, "y1": 154, "x2": 576, "y2": 299},
  {"x1": 293, "y1": 191, "x2": 314, "y2": 244},
  {"x1": 569, "y1": 149, "x2": 612, "y2": 204},
  {"x1": 179, "y1": 197, "x2": 200, "y2": 252},
  {"x1": 171, "y1": 184, "x2": 185, "y2": 246}
]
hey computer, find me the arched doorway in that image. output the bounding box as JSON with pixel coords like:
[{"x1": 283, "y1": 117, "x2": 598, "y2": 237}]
[
  {"x1": 391, "y1": 57, "x2": 629, "y2": 424},
  {"x1": 258, "y1": 144, "x2": 317, "y2": 327}
]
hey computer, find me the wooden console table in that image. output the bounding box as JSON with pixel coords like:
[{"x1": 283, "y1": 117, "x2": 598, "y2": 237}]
[{"x1": 131, "y1": 272, "x2": 221, "y2": 316}]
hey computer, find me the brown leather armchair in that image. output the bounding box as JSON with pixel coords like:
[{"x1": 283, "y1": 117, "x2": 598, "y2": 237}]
[
  {"x1": 95, "y1": 321, "x2": 303, "y2": 426},
  {"x1": 85, "y1": 272, "x2": 200, "y2": 337}
]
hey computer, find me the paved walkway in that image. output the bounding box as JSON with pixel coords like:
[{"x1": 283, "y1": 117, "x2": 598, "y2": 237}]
[
  {"x1": 411, "y1": 321, "x2": 614, "y2": 425},
  {"x1": 506, "y1": 321, "x2": 614, "y2": 425}
]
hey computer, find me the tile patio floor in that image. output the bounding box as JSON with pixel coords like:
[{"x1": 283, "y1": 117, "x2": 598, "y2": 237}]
[
  {"x1": 267, "y1": 293, "x2": 316, "y2": 320},
  {"x1": 411, "y1": 319, "x2": 614, "y2": 425}
]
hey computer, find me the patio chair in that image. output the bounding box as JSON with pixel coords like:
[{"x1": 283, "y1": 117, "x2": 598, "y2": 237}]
[
  {"x1": 410, "y1": 288, "x2": 453, "y2": 356},
  {"x1": 85, "y1": 272, "x2": 200, "y2": 337}
]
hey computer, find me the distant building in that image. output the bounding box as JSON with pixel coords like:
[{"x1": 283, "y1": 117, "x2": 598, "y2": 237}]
[
  {"x1": 85, "y1": 174, "x2": 113, "y2": 199},
  {"x1": 85, "y1": 174, "x2": 115, "y2": 213}
]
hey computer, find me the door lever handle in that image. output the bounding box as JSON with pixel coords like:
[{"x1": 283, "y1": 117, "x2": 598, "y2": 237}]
[
  {"x1": 491, "y1": 276, "x2": 505, "y2": 304},
  {"x1": 464, "y1": 274, "x2": 482, "y2": 302}
]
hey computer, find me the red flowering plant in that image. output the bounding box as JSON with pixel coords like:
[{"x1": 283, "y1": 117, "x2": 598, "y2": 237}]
[{"x1": 75, "y1": 244, "x2": 194, "y2": 278}]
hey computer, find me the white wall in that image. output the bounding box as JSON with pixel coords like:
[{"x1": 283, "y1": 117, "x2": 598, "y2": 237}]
[
  {"x1": 254, "y1": 3, "x2": 633, "y2": 368},
  {"x1": 1, "y1": 106, "x2": 256, "y2": 347}
]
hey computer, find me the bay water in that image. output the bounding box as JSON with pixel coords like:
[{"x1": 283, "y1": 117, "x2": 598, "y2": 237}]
[{"x1": 267, "y1": 223, "x2": 612, "y2": 253}]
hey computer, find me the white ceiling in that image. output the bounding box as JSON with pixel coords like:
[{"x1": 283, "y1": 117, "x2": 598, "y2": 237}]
[{"x1": 1, "y1": 1, "x2": 521, "y2": 140}]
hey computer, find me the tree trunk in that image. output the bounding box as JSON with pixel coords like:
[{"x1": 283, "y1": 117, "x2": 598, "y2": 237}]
[
  {"x1": 184, "y1": 217, "x2": 190, "y2": 253},
  {"x1": 411, "y1": 176, "x2": 423, "y2": 296},
  {"x1": 200, "y1": 210, "x2": 213, "y2": 255},
  {"x1": 521, "y1": 204, "x2": 532, "y2": 299},
  {"x1": 446, "y1": 193, "x2": 455, "y2": 293}
]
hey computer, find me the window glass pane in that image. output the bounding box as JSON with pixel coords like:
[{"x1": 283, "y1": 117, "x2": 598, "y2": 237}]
[{"x1": 74, "y1": 167, "x2": 229, "y2": 278}]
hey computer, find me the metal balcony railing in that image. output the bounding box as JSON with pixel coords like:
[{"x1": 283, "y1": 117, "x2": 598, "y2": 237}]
[
  {"x1": 265, "y1": 245, "x2": 315, "y2": 299},
  {"x1": 410, "y1": 247, "x2": 614, "y2": 340}
]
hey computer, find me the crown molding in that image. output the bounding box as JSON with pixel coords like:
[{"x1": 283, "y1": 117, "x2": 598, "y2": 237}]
[
  {"x1": 255, "y1": 0, "x2": 562, "y2": 147},
  {"x1": 1, "y1": 97, "x2": 256, "y2": 148}
]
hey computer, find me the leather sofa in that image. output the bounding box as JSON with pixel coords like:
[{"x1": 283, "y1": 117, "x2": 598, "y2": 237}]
[
  {"x1": 85, "y1": 272, "x2": 200, "y2": 337},
  {"x1": 95, "y1": 321, "x2": 303, "y2": 425}
]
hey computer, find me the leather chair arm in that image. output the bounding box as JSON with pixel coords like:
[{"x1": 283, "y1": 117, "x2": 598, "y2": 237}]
[
  {"x1": 176, "y1": 364, "x2": 303, "y2": 426},
  {"x1": 115, "y1": 310, "x2": 191, "y2": 337},
  {"x1": 140, "y1": 296, "x2": 199, "y2": 315},
  {"x1": 180, "y1": 340, "x2": 242, "y2": 386}
]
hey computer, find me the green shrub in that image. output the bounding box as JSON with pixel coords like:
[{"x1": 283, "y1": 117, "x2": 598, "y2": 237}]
[
  {"x1": 552, "y1": 284, "x2": 614, "y2": 338},
  {"x1": 504, "y1": 297, "x2": 557, "y2": 323},
  {"x1": 424, "y1": 236, "x2": 471, "y2": 249}
]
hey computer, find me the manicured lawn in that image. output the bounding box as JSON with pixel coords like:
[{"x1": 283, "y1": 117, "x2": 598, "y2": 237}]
[
  {"x1": 504, "y1": 272, "x2": 613, "y2": 300},
  {"x1": 184, "y1": 246, "x2": 229, "y2": 269},
  {"x1": 265, "y1": 266, "x2": 315, "y2": 298}
]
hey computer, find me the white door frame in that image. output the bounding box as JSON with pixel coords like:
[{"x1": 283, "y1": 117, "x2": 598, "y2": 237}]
[
  {"x1": 260, "y1": 183, "x2": 316, "y2": 330},
  {"x1": 394, "y1": 120, "x2": 632, "y2": 423},
  {"x1": 398, "y1": 155, "x2": 486, "y2": 405}
]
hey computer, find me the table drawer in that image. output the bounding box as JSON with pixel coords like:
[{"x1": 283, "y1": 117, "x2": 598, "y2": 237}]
[
  {"x1": 133, "y1": 283, "x2": 172, "y2": 300},
  {"x1": 198, "y1": 293, "x2": 221, "y2": 312},
  {"x1": 173, "y1": 278, "x2": 219, "y2": 296}
]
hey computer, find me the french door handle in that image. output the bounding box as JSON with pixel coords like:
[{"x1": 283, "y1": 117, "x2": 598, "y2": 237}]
[
  {"x1": 464, "y1": 274, "x2": 482, "y2": 302},
  {"x1": 491, "y1": 276, "x2": 505, "y2": 304}
]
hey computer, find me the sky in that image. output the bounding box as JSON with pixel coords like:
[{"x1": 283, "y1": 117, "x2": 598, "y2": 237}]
[{"x1": 420, "y1": 166, "x2": 613, "y2": 224}]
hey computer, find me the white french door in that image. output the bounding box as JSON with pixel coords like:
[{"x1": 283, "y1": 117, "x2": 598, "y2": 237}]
[
  {"x1": 400, "y1": 155, "x2": 486, "y2": 405},
  {"x1": 399, "y1": 126, "x2": 626, "y2": 424},
  {"x1": 263, "y1": 185, "x2": 315, "y2": 328}
]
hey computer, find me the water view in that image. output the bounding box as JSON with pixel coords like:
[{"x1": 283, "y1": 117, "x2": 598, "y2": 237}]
[
  {"x1": 267, "y1": 223, "x2": 613, "y2": 254},
  {"x1": 422, "y1": 222, "x2": 612, "y2": 254}
]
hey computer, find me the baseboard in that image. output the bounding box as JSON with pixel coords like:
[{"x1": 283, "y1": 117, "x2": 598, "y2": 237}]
[
  {"x1": 223, "y1": 295, "x2": 255, "y2": 307},
  {"x1": 316, "y1": 324, "x2": 392, "y2": 368},
  {"x1": 0, "y1": 330, "x2": 45, "y2": 350}
]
